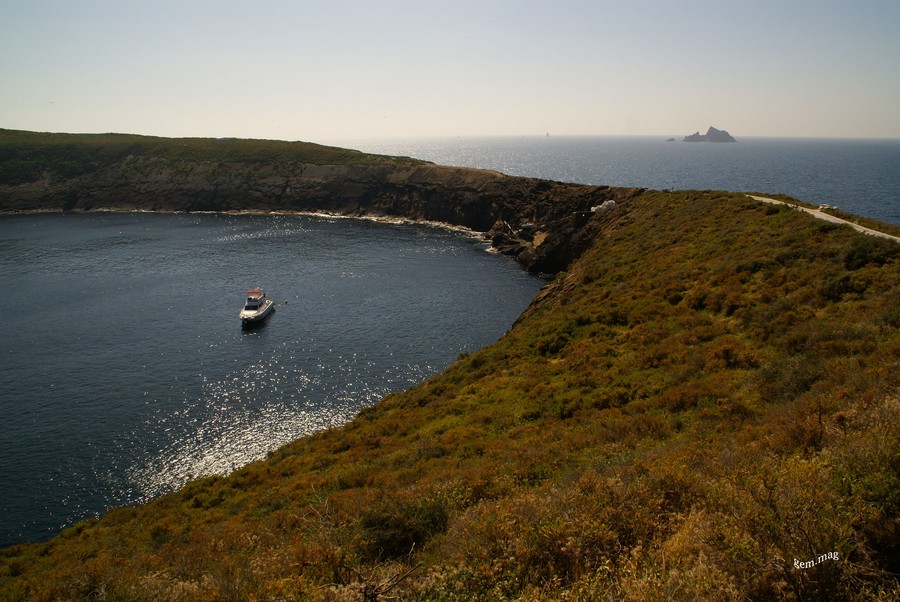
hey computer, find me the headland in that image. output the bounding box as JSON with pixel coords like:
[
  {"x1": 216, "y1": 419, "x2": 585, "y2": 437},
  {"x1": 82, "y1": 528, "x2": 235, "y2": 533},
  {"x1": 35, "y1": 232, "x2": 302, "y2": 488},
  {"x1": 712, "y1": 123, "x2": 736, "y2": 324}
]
[{"x1": 0, "y1": 129, "x2": 897, "y2": 601}]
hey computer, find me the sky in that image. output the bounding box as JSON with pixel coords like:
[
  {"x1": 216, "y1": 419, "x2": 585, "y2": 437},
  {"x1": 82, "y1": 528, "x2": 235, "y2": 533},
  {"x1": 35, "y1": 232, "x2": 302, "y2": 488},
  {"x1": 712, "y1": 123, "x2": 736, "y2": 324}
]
[{"x1": 2, "y1": 0, "x2": 899, "y2": 143}]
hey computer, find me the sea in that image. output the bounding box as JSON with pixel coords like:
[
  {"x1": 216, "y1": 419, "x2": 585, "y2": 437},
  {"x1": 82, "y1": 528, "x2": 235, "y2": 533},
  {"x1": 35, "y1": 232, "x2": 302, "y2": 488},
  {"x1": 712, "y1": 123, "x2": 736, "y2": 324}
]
[
  {"x1": 0, "y1": 213, "x2": 540, "y2": 546},
  {"x1": 345, "y1": 136, "x2": 900, "y2": 226},
  {"x1": 2, "y1": 135, "x2": 899, "y2": 547}
]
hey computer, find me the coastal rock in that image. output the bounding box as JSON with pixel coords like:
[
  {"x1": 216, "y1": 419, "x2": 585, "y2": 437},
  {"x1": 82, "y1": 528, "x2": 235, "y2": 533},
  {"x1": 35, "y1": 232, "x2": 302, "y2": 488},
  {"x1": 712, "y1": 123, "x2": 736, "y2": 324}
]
[
  {"x1": 0, "y1": 130, "x2": 643, "y2": 275},
  {"x1": 683, "y1": 126, "x2": 736, "y2": 142}
]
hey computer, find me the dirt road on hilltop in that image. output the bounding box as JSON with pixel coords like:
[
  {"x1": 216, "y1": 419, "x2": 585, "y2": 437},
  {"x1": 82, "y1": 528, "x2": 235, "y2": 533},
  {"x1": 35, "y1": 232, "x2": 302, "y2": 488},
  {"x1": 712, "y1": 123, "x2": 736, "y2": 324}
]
[{"x1": 748, "y1": 195, "x2": 900, "y2": 243}]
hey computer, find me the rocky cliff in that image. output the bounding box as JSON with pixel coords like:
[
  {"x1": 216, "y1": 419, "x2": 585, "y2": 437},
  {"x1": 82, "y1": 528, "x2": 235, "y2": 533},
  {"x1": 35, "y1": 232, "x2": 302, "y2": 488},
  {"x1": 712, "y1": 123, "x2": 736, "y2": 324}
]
[
  {"x1": 0, "y1": 129, "x2": 643, "y2": 275},
  {"x1": 683, "y1": 125, "x2": 736, "y2": 142}
]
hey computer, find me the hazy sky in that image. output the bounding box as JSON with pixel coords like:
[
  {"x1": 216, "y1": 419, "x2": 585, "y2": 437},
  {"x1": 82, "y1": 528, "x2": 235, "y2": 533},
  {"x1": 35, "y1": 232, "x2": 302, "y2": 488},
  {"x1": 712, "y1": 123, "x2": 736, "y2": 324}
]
[{"x1": 3, "y1": 0, "x2": 899, "y2": 143}]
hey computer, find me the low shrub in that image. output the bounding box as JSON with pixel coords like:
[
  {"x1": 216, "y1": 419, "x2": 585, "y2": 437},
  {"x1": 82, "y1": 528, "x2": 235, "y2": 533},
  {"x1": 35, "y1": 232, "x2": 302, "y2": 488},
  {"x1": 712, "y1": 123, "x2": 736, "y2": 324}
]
[{"x1": 359, "y1": 494, "x2": 449, "y2": 561}]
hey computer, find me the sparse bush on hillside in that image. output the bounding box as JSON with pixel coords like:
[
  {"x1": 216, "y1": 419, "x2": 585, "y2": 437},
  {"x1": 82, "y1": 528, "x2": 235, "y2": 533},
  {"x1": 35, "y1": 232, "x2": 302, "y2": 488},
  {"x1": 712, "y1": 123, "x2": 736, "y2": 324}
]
[
  {"x1": 844, "y1": 235, "x2": 900, "y2": 270},
  {"x1": 359, "y1": 494, "x2": 449, "y2": 562}
]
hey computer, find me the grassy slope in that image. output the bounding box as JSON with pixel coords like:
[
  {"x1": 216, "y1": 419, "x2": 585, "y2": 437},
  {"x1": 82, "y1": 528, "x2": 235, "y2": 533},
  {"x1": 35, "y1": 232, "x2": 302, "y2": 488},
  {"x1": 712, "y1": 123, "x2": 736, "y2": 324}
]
[
  {"x1": 1, "y1": 191, "x2": 898, "y2": 601},
  {"x1": 0, "y1": 129, "x2": 422, "y2": 185}
]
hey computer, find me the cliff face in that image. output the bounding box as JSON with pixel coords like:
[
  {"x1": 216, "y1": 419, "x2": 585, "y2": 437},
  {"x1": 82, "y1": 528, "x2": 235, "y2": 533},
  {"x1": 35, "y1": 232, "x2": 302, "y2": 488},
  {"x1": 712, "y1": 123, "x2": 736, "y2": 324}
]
[
  {"x1": 0, "y1": 130, "x2": 642, "y2": 275},
  {"x1": 683, "y1": 126, "x2": 736, "y2": 142}
]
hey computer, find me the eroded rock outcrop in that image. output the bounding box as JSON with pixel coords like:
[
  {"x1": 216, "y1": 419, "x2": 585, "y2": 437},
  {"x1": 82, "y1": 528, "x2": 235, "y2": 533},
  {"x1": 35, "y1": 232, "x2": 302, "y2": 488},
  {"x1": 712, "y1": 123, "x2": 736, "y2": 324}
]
[
  {"x1": 0, "y1": 130, "x2": 644, "y2": 275},
  {"x1": 683, "y1": 126, "x2": 736, "y2": 142}
]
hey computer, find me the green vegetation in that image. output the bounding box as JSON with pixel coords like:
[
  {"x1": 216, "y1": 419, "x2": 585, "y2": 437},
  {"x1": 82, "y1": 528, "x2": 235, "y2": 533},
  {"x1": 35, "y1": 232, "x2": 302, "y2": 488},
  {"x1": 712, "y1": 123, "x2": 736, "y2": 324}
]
[
  {"x1": 748, "y1": 192, "x2": 900, "y2": 238},
  {"x1": 1, "y1": 189, "x2": 898, "y2": 601},
  {"x1": 0, "y1": 129, "x2": 423, "y2": 185},
  {"x1": 820, "y1": 206, "x2": 900, "y2": 239}
]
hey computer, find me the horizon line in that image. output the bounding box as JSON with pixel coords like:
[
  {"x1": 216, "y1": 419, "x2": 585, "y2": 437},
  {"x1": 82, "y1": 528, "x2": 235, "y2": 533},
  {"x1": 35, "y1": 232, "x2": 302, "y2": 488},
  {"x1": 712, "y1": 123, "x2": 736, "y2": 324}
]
[{"x1": 4, "y1": 127, "x2": 900, "y2": 144}]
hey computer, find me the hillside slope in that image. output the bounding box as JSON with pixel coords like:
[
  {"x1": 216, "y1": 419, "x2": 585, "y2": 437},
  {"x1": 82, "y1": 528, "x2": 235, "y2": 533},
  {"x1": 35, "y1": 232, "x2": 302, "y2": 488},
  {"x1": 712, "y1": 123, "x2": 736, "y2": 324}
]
[
  {"x1": 0, "y1": 129, "x2": 643, "y2": 275},
  {"x1": 1, "y1": 187, "x2": 897, "y2": 601}
]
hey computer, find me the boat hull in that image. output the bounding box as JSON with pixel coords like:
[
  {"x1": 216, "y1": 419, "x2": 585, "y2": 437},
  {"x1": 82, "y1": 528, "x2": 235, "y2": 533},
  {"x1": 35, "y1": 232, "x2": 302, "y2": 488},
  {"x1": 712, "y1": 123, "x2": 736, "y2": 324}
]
[{"x1": 239, "y1": 299, "x2": 275, "y2": 324}]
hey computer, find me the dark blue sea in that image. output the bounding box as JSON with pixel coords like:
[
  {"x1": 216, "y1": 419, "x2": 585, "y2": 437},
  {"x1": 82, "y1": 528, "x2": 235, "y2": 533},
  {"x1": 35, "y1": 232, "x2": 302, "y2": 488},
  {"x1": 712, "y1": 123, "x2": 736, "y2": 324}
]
[
  {"x1": 0, "y1": 213, "x2": 540, "y2": 546},
  {"x1": 348, "y1": 136, "x2": 900, "y2": 225}
]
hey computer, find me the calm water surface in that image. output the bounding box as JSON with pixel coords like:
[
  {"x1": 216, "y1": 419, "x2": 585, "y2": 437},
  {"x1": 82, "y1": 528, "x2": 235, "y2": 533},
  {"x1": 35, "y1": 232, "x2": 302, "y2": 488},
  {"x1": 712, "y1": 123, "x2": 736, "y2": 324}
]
[{"x1": 0, "y1": 212, "x2": 541, "y2": 545}]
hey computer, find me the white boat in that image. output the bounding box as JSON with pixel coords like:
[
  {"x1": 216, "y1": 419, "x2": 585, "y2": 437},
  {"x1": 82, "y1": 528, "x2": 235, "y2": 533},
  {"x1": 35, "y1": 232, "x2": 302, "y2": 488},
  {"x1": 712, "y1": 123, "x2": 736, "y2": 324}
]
[{"x1": 239, "y1": 288, "x2": 275, "y2": 325}]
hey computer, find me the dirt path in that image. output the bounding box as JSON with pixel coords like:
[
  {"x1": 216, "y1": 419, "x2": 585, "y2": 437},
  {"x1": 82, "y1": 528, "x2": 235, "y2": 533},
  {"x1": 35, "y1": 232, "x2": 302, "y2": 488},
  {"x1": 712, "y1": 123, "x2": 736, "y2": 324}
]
[{"x1": 747, "y1": 195, "x2": 900, "y2": 243}]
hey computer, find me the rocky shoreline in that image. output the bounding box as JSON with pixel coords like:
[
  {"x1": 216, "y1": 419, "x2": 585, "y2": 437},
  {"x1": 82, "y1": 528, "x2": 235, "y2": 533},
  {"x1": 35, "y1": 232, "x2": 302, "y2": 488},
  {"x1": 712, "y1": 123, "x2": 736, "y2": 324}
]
[{"x1": 0, "y1": 130, "x2": 645, "y2": 275}]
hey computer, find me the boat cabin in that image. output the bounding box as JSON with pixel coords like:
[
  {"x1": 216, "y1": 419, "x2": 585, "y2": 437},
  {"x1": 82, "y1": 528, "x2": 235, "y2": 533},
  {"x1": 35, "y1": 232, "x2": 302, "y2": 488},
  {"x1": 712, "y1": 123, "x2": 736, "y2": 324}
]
[{"x1": 244, "y1": 289, "x2": 266, "y2": 311}]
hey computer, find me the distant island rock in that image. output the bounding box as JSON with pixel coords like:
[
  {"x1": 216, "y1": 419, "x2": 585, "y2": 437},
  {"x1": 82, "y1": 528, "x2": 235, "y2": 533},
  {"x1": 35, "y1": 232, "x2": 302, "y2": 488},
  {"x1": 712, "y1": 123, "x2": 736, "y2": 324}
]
[{"x1": 683, "y1": 126, "x2": 736, "y2": 142}]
